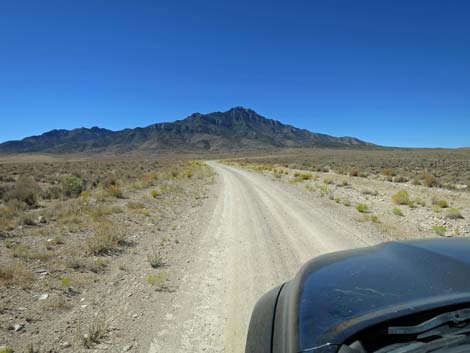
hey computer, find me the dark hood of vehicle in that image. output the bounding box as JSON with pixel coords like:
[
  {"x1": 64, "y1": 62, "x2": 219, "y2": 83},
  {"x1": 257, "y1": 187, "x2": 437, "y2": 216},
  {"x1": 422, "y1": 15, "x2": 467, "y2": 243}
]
[{"x1": 296, "y1": 238, "x2": 470, "y2": 352}]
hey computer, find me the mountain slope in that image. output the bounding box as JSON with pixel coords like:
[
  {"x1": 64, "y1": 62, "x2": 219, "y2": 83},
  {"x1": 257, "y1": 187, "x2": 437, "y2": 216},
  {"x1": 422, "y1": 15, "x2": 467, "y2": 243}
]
[{"x1": 0, "y1": 107, "x2": 373, "y2": 153}]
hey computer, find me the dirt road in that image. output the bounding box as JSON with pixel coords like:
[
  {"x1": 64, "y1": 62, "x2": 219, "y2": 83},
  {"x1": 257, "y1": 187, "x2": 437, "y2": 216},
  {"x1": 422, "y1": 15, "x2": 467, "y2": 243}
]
[{"x1": 147, "y1": 162, "x2": 383, "y2": 353}]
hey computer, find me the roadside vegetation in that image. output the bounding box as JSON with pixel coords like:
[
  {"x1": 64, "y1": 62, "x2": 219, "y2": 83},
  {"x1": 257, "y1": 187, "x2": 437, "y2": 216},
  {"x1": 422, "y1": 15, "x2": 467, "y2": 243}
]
[
  {"x1": 223, "y1": 148, "x2": 469, "y2": 239},
  {"x1": 0, "y1": 158, "x2": 214, "y2": 352}
]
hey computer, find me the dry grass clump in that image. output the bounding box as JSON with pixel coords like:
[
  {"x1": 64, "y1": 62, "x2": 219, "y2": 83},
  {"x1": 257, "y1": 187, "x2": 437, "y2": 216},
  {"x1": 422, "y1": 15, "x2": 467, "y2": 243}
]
[
  {"x1": 382, "y1": 168, "x2": 396, "y2": 178},
  {"x1": 0, "y1": 205, "x2": 17, "y2": 230},
  {"x1": 391, "y1": 190, "x2": 410, "y2": 205},
  {"x1": 65, "y1": 256, "x2": 108, "y2": 273},
  {"x1": 356, "y1": 203, "x2": 369, "y2": 213},
  {"x1": 422, "y1": 172, "x2": 440, "y2": 188},
  {"x1": 84, "y1": 221, "x2": 125, "y2": 255},
  {"x1": 127, "y1": 201, "x2": 144, "y2": 210},
  {"x1": 0, "y1": 263, "x2": 35, "y2": 286},
  {"x1": 293, "y1": 172, "x2": 312, "y2": 181},
  {"x1": 393, "y1": 207, "x2": 404, "y2": 216},
  {"x1": 431, "y1": 197, "x2": 449, "y2": 209},
  {"x1": 88, "y1": 205, "x2": 123, "y2": 220},
  {"x1": 146, "y1": 272, "x2": 168, "y2": 291},
  {"x1": 104, "y1": 185, "x2": 123, "y2": 198},
  {"x1": 147, "y1": 245, "x2": 164, "y2": 268},
  {"x1": 79, "y1": 311, "x2": 108, "y2": 348},
  {"x1": 432, "y1": 225, "x2": 447, "y2": 236},
  {"x1": 10, "y1": 243, "x2": 51, "y2": 261},
  {"x1": 446, "y1": 208, "x2": 464, "y2": 219}
]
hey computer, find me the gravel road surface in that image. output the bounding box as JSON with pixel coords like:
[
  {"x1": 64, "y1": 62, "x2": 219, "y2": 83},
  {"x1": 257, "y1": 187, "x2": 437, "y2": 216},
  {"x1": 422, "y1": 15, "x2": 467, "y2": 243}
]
[{"x1": 147, "y1": 162, "x2": 382, "y2": 353}]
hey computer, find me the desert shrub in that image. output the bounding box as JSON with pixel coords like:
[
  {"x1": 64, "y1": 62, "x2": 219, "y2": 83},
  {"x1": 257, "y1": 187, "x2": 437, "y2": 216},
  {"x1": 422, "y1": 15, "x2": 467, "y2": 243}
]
[
  {"x1": 422, "y1": 172, "x2": 440, "y2": 188},
  {"x1": 105, "y1": 185, "x2": 123, "y2": 198},
  {"x1": 343, "y1": 199, "x2": 351, "y2": 207},
  {"x1": 0, "y1": 346, "x2": 13, "y2": 353},
  {"x1": 412, "y1": 178, "x2": 421, "y2": 186},
  {"x1": 61, "y1": 175, "x2": 85, "y2": 198},
  {"x1": 382, "y1": 168, "x2": 396, "y2": 177},
  {"x1": 349, "y1": 168, "x2": 359, "y2": 177},
  {"x1": 393, "y1": 175, "x2": 408, "y2": 183},
  {"x1": 102, "y1": 176, "x2": 118, "y2": 188},
  {"x1": 7, "y1": 176, "x2": 41, "y2": 207},
  {"x1": 84, "y1": 221, "x2": 125, "y2": 255},
  {"x1": 392, "y1": 190, "x2": 410, "y2": 205},
  {"x1": 356, "y1": 203, "x2": 369, "y2": 213},
  {"x1": 432, "y1": 225, "x2": 447, "y2": 236},
  {"x1": 42, "y1": 185, "x2": 62, "y2": 200},
  {"x1": 17, "y1": 212, "x2": 37, "y2": 226},
  {"x1": 0, "y1": 205, "x2": 18, "y2": 230},
  {"x1": 150, "y1": 189, "x2": 159, "y2": 198},
  {"x1": 142, "y1": 171, "x2": 159, "y2": 184},
  {"x1": 393, "y1": 207, "x2": 404, "y2": 216},
  {"x1": 446, "y1": 208, "x2": 464, "y2": 219},
  {"x1": 0, "y1": 184, "x2": 11, "y2": 200},
  {"x1": 298, "y1": 173, "x2": 312, "y2": 181},
  {"x1": 432, "y1": 197, "x2": 449, "y2": 208},
  {"x1": 370, "y1": 215, "x2": 379, "y2": 223}
]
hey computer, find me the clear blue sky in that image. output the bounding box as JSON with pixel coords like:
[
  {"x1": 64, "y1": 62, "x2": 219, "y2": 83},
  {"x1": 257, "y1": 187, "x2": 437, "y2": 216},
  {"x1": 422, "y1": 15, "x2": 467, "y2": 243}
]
[{"x1": 0, "y1": 0, "x2": 469, "y2": 147}]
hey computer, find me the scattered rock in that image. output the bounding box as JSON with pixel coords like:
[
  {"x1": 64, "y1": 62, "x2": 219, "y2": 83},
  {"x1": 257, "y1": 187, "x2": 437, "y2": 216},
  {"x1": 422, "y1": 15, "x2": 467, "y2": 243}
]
[
  {"x1": 14, "y1": 323, "x2": 24, "y2": 332},
  {"x1": 37, "y1": 216, "x2": 47, "y2": 224},
  {"x1": 38, "y1": 293, "x2": 49, "y2": 301},
  {"x1": 62, "y1": 341, "x2": 71, "y2": 348},
  {"x1": 35, "y1": 268, "x2": 49, "y2": 275},
  {"x1": 0, "y1": 231, "x2": 8, "y2": 239},
  {"x1": 122, "y1": 344, "x2": 133, "y2": 352},
  {"x1": 66, "y1": 286, "x2": 80, "y2": 296}
]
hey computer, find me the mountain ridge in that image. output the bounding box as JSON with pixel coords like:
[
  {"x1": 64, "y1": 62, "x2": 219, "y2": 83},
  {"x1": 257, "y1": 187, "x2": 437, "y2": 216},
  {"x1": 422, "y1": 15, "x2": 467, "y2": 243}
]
[{"x1": 0, "y1": 107, "x2": 374, "y2": 154}]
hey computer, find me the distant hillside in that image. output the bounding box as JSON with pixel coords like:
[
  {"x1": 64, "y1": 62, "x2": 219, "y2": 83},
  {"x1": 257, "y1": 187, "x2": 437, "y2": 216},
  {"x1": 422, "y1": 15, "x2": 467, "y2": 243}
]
[{"x1": 0, "y1": 107, "x2": 374, "y2": 154}]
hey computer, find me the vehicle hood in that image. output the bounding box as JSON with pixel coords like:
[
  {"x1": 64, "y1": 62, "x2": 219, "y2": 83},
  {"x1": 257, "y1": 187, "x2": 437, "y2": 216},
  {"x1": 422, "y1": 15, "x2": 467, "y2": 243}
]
[{"x1": 294, "y1": 238, "x2": 470, "y2": 352}]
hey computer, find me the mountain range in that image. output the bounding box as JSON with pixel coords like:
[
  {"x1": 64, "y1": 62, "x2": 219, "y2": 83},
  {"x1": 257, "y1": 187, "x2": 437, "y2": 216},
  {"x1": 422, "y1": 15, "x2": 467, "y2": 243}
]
[{"x1": 0, "y1": 107, "x2": 373, "y2": 154}]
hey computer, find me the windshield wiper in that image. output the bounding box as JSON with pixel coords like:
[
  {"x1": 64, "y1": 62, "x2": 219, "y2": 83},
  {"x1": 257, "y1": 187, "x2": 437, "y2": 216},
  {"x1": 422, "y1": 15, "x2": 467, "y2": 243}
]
[{"x1": 388, "y1": 308, "x2": 470, "y2": 336}]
